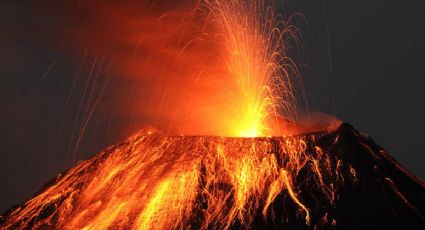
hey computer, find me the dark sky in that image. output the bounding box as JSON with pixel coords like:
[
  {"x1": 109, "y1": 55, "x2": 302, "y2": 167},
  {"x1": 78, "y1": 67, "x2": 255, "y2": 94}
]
[{"x1": 1, "y1": 0, "x2": 424, "y2": 213}]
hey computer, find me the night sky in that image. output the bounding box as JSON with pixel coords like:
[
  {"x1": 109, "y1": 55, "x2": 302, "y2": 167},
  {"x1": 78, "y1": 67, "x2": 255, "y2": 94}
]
[{"x1": 1, "y1": 0, "x2": 424, "y2": 213}]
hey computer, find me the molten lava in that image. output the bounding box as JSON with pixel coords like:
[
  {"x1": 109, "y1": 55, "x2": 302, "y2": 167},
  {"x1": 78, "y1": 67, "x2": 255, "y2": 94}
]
[
  {"x1": 2, "y1": 124, "x2": 425, "y2": 229},
  {"x1": 3, "y1": 0, "x2": 424, "y2": 229},
  {"x1": 199, "y1": 0, "x2": 305, "y2": 137}
]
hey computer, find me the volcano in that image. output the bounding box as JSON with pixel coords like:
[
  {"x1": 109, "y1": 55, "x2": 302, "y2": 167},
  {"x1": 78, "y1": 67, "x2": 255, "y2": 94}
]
[{"x1": 1, "y1": 123, "x2": 424, "y2": 229}]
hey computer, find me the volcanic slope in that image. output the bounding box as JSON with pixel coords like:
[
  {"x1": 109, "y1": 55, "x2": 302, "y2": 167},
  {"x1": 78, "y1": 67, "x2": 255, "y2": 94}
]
[{"x1": 1, "y1": 123, "x2": 424, "y2": 229}]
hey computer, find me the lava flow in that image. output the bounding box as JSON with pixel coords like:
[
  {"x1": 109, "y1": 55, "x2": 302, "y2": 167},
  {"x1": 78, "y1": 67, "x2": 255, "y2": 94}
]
[
  {"x1": 1, "y1": 0, "x2": 425, "y2": 229},
  {"x1": 2, "y1": 124, "x2": 425, "y2": 229}
]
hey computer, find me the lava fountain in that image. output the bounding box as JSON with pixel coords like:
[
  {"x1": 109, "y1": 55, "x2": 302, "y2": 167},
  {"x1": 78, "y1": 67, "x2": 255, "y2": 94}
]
[
  {"x1": 2, "y1": 0, "x2": 424, "y2": 230},
  {"x1": 199, "y1": 0, "x2": 306, "y2": 137}
]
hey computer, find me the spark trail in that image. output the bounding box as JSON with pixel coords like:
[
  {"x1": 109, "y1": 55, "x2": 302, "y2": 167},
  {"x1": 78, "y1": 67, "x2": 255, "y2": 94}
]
[{"x1": 201, "y1": 0, "x2": 306, "y2": 137}]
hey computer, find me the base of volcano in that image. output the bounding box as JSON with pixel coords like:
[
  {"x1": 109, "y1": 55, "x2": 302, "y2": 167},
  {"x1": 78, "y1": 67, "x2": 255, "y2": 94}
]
[{"x1": 1, "y1": 123, "x2": 424, "y2": 229}]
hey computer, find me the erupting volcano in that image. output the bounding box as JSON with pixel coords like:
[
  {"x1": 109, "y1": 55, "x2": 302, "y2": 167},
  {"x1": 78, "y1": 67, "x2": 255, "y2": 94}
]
[{"x1": 1, "y1": 0, "x2": 425, "y2": 229}]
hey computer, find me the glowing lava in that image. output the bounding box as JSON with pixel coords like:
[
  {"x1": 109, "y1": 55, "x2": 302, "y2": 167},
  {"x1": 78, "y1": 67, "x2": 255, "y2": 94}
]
[
  {"x1": 1, "y1": 130, "x2": 339, "y2": 229},
  {"x1": 2, "y1": 1, "x2": 425, "y2": 229},
  {"x1": 3, "y1": 124, "x2": 425, "y2": 229},
  {"x1": 205, "y1": 0, "x2": 304, "y2": 137}
]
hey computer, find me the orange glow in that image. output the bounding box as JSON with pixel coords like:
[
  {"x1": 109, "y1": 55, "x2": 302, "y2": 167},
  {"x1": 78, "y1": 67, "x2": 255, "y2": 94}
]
[
  {"x1": 0, "y1": 1, "x2": 346, "y2": 229},
  {"x1": 50, "y1": 0, "x2": 308, "y2": 138},
  {"x1": 197, "y1": 0, "x2": 304, "y2": 137}
]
